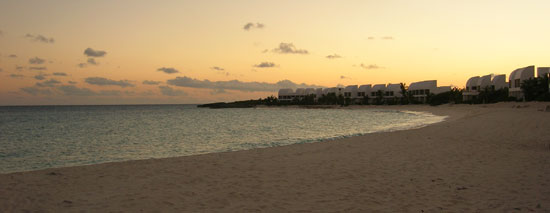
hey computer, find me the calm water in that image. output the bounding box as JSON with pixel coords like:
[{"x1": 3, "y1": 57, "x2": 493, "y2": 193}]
[{"x1": 0, "y1": 105, "x2": 446, "y2": 173}]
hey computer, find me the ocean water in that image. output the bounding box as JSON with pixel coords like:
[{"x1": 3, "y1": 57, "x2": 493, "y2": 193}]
[{"x1": 0, "y1": 105, "x2": 446, "y2": 173}]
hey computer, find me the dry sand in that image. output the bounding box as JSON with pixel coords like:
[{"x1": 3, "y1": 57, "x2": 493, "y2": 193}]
[{"x1": 1, "y1": 102, "x2": 550, "y2": 212}]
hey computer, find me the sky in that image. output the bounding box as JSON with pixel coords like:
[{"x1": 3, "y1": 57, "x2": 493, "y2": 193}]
[{"x1": 1, "y1": 0, "x2": 549, "y2": 105}]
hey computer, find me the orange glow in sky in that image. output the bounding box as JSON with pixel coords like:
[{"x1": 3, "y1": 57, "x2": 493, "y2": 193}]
[{"x1": 1, "y1": 0, "x2": 549, "y2": 105}]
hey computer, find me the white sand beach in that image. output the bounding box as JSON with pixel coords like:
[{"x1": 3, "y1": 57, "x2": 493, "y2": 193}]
[{"x1": 1, "y1": 102, "x2": 550, "y2": 212}]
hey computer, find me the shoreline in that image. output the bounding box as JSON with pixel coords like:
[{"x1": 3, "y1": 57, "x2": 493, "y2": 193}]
[{"x1": 1, "y1": 102, "x2": 550, "y2": 211}]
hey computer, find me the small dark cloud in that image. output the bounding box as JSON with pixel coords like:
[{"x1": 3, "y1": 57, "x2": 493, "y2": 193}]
[
  {"x1": 271, "y1": 43, "x2": 308, "y2": 54},
  {"x1": 254, "y1": 62, "x2": 277, "y2": 68},
  {"x1": 84, "y1": 48, "x2": 107, "y2": 57},
  {"x1": 68, "y1": 81, "x2": 77, "y2": 84},
  {"x1": 34, "y1": 74, "x2": 47, "y2": 80},
  {"x1": 57, "y1": 85, "x2": 96, "y2": 96},
  {"x1": 99, "y1": 90, "x2": 121, "y2": 96},
  {"x1": 20, "y1": 87, "x2": 52, "y2": 96},
  {"x1": 159, "y1": 86, "x2": 186, "y2": 96},
  {"x1": 8, "y1": 54, "x2": 17, "y2": 58},
  {"x1": 157, "y1": 67, "x2": 179, "y2": 74},
  {"x1": 87, "y1": 58, "x2": 98, "y2": 65},
  {"x1": 360, "y1": 63, "x2": 382, "y2": 70},
  {"x1": 15, "y1": 66, "x2": 24, "y2": 71},
  {"x1": 52, "y1": 72, "x2": 67, "y2": 76},
  {"x1": 29, "y1": 66, "x2": 47, "y2": 71},
  {"x1": 210, "y1": 88, "x2": 227, "y2": 95},
  {"x1": 25, "y1": 34, "x2": 55, "y2": 43},
  {"x1": 167, "y1": 76, "x2": 323, "y2": 92},
  {"x1": 211, "y1": 66, "x2": 225, "y2": 71},
  {"x1": 381, "y1": 36, "x2": 394, "y2": 40},
  {"x1": 367, "y1": 37, "x2": 375, "y2": 40},
  {"x1": 85, "y1": 77, "x2": 134, "y2": 87},
  {"x1": 78, "y1": 63, "x2": 87, "y2": 68},
  {"x1": 243, "y1": 22, "x2": 265, "y2": 31},
  {"x1": 29, "y1": 57, "x2": 46, "y2": 64},
  {"x1": 326, "y1": 54, "x2": 342, "y2": 59},
  {"x1": 142, "y1": 80, "x2": 161, "y2": 85},
  {"x1": 340, "y1": 75, "x2": 349, "y2": 79},
  {"x1": 36, "y1": 79, "x2": 61, "y2": 87},
  {"x1": 9, "y1": 74, "x2": 24, "y2": 78}
]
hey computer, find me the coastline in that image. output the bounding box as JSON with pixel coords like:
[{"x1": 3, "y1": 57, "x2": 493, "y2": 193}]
[{"x1": 1, "y1": 102, "x2": 550, "y2": 212}]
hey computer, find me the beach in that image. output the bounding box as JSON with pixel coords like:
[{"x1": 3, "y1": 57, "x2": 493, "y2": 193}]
[{"x1": 1, "y1": 102, "x2": 550, "y2": 212}]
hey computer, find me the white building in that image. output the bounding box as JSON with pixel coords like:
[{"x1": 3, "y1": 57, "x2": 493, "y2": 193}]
[
  {"x1": 509, "y1": 66, "x2": 535, "y2": 99},
  {"x1": 278, "y1": 89, "x2": 295, "y2": 101},
  {"x1": 409, "y1": 80, "x2": 451, "y2": 103},
  {"x1": 358, "y1": 84, "x2": 371, "y2": 98},
  {"x1": 343, "y1": 85, "x2": 358, "y2": 99},
  {"x1": 371, "y1": 84, "x2": 386, "y2": 97},
  {"x1": 463, "y1": 74, "x2": 508, "y2": 101},
  {"x1": 385, "y1": 83, "x2": 402, "y2": 99}
]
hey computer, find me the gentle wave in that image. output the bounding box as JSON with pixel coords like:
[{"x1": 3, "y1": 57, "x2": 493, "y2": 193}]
[{"x1": 0, "y1": 105, "x2": 446, "y2": 173}]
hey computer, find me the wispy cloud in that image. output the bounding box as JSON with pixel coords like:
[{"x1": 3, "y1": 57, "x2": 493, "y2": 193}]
[
  {"x1": 9, "y1": 74, "x2": 24, "y2": 78},
  {"x1": 84, "y1": 48, "x2": 107, "y2": 57},
  {"x1": 24, "y1": 34, "x2": 55, "y2": 43},
  {"x1": 34, "y1": 74, "x2": 47, "y2": 80},
  {"x1": 142, "y1": 80, "x2": 161, "y2": 85},
  {"x1": 57, "y1": 85, "x2": 96, "y2": 96},
  {"x1": 36, "y1": 79, "x2": 61, "y2": 87},
  {"x1": 360, "y1": 63, "x2": 382, "y2": 70},
  {"x1": 29, "y1": 57, "x2": 46, "y2": 64},
  {"x1": 254, "y1": 62, "x2": 277, "y2": 68},
  {"x1": 271, "y1": 43, "x2": 308, "y2": 54},
  {"x1": 20, "y1": 87, "x2": 52, "y2": 96},
  {"x1": 85, "y1": 77, "x2": 134, "y2": 87},
  {"x1": 87, "y1": 58, "x2": 99, "y2": 65},
  {"x1": 326, "y1": 54, "x2": 342, "y2": 59},
  {"x1": 340, "y1": 75, "x2": 349, "y2": 79},
  {"x1": 8, "y1": 54, "x2": 17, "y2": 58},
  {"x1": 68, "y1": 81, "x2": 77, "y2": 84},
  {"x1": 29, "y1": 66, "x2": 47, "y2": 71},
  {"x1": 159, "y1": 86, "x2": 186, "y2": 96},
  {"x1": 243, "y1": 22, "x2": 265, "y2": 31},
  {"x1": 211, "y1": 66, "x2": 225, "y2": 71},
  {"x1": 167, "y1": 76, "x2": 324, "y2": 92},
  {"x1": 15, "y1": 66, "x2": 24, "y2": 71},
  {"x1": 52, "y1": 72, "x2": 67, "y2": 76},
  {"x1": 157, "y1": 67, "x2": 179, "y2": 74},
  {"x1": 381, "y1": 36, "x2": 394, "y2": 40}
]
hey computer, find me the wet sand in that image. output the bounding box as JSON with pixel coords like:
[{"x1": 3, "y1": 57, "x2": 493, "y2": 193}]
[{"x1": 1, "y1": 102, "x2": 550, "y2": 212}]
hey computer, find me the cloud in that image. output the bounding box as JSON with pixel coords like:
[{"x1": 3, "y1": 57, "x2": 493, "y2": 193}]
[
  {"x1": 34, "y1": 74, "x2": 47, "y2": 80},
  {"x1": 360, "y1": 63, "x2": 382, "y2": 70},
  {"x1": 20, "y1": 87, "x2": 52, "y2": 96},
  {"x1": 243, "y1": 22, "x2": 265, "y2": 31},
  {"x1": 211, "y1": 66, "x2": 225, "y2": 71},
  {"x1": 159, "y1": 86, "x2": 186, "y2": 96},
  {"x1": 253, "y1": 62, "x2": 277, "y2": 68},
  {"x1": 99, "y1": 90, "x2": 121, "y2": 96},
  {"x1": 52, "y1": 72, "x2": 67, "y2": 76},
  {"x1": 85, "y1": 77, "x2": 134, "y2": 87},
  {"x1": 24, "y1": 34, "x2": 55, "y2": 43},
  {"x1": 29, "y1": 66, "x2": 47, "y2": 71},
  {"x1": 326, "y1": 54, "x2": 342, "y2": 59},
  {"x1": 271, "y1": 43, "x2": 308, "y2": 54},
  {"x1": 166, "y1": 76, "x2": 324, "y2": 92},
  {"x1": 15, "y1": 66, "x2": 24, "y2": 71},
  {"x1": 8, "y1": 54, "x2": 17, "y2": 58},
  {"x1": 9, "y1": 74, "x2": 24, "y2": 78},
  {"x1": 84, "y1": 48, "x2": 107, "y2": 57},
  {"x1": 340, "y1": 75, "x2": 349, "y2": 79},
  {"x1": 381, "y1": 36, "x2": 394, "y2": 40},
  {"x1": 210, "y1": 88, "x2": 227, "y2": 95},
  {"x1": 78, "y1": 63, "x2": 87, "y2": 68},
  {"x1": 157, "y1": 67, "x2": 179, "y2": 74},
  {"x1": 29, "y1": 57, "x2": 46, "y2": 64},
  {"x1": 142, "y1": 80, "x2": 161, "y2": 85},
  {"x1": 87, "y1": 58, "x2": 99, "y2": 65},
  {"x1": 68, "y1": 81, "x2": 77, "y2": 84},
  {"x1": 367, "y1": 37, "x2": 375, "y2": 40},
  {"x1": 36, "y1": 79, "x2": 61, "y2": 87},
  {"x1": 57, "y1": 85, "x2": 96, "y2": 96}
]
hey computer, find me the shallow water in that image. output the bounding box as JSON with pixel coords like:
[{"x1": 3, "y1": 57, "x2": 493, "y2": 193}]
[{"x1": 0, "y1": 105, "x2": 446, "y2": 173}]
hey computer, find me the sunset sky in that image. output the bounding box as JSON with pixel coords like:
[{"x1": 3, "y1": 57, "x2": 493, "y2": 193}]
[{"x1": 1, "y1": 0, "x2": 549, "y2": 105}]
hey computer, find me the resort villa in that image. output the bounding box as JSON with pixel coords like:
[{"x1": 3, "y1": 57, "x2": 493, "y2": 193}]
[
  {"x1": 408, "y1": 80, "x2": 451, "y2": 103},
  {"x1": 508, "y1": 66, "x2": 535, "y2": 99},
  {"x1": 463, "y1": 74, "x2": 507, "y2": 101}
]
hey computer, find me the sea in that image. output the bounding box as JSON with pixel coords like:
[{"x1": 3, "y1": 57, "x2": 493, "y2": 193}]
[{"x1": 0, "y1": 105, "x2": 446, "y2": 173}]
